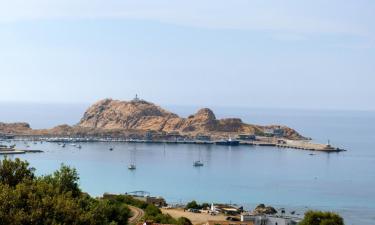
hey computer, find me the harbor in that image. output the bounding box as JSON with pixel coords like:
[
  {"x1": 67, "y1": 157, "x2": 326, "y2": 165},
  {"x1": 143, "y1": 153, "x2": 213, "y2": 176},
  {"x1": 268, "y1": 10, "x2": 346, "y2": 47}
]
[
  {"x1": 0, "y1": 126, "x2": 371, "y2": 225},
  {"x1": 1, "y1": 135, "x2": 346, "y2": 153}
]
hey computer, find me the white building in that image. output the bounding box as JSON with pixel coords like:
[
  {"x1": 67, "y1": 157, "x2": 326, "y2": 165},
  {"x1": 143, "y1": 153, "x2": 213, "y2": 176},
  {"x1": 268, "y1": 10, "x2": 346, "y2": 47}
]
[{"x1": 241, "y1": 215, "x2": 301, "y2": 225}]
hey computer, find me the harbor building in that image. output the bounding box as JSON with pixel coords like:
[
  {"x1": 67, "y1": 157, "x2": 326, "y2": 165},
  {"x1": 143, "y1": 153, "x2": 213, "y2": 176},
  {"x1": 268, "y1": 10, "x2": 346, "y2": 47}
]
[
  {"x1": 241, "y1": 214, "x2": 301, "y2": 225},
  {"x1": 237, "y1": 134, "x2": 256, "y2": 141},
  {"x1": 205, "y1": 220, "x2": 254, "y2": 225},
  {"x1": 263, "y1": 128, "x2": 284, "y2": 137},
  {"x1": 195, "y1": 134, "x2": 211, "y2": 141}
]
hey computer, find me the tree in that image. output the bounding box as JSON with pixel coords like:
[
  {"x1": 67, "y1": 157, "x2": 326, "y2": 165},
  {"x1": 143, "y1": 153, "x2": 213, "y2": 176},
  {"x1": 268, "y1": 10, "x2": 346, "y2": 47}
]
[
  {"x1": 0, "y1": 157, "x2": 35, "y2": 186},
  {"x1": 0, "y1": 158, "x2": 131, "y2": 225},
  {"x1": 299, "y1": 210, "x2": 344, "y2": 225},
  {"x1": 42, "y1": 164, "x2": 81, "y2": 197},
  {"x1": 177, "y1": 217, "x2": 193, "y2": 225},
  {"x1": 185, "y1": 200, "x2": 199, "y2": 209}
]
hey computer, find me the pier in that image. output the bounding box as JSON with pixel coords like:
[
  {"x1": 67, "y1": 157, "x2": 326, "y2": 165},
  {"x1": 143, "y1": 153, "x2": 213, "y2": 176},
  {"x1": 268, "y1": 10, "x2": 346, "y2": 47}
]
[{"x1": 0, "y1": 148, "x2": 44, "y2": 155}]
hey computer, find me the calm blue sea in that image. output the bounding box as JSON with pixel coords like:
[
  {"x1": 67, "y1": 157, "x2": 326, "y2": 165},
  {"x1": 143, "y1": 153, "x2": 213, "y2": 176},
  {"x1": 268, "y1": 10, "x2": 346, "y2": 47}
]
[{"x1": 1, "y1": 103, "x2": 374, "y2": 225}]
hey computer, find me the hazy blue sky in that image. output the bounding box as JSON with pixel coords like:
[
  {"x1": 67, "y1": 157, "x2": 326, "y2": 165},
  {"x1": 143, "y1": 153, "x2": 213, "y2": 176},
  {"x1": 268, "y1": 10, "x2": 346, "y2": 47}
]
[{"x1": 0, "y1": 1, "x2": 374, "y2": 110}]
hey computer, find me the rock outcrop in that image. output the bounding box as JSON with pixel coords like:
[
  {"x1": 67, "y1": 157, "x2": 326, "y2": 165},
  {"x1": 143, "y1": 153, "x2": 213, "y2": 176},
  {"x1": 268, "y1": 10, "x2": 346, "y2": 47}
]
[
  {"x1": 0, "y1": 122, "x2": 31, "y2": 134},
  {"x1": 253, "y1": 204, "x2": 278, "y2": 215},
  {"x1": 76, "y1": 98, "x2": 303, "y2": 139}
]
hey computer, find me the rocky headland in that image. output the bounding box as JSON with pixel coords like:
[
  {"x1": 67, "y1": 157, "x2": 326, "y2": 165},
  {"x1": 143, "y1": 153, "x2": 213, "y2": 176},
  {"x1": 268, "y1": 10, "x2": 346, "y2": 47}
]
[{"x1": 0, "y1": 98, "x2": 305, "y2": 140}]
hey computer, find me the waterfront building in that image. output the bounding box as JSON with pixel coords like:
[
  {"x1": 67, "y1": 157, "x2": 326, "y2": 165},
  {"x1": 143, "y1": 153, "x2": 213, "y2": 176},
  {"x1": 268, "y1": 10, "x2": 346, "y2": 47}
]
[
  {"x1": 263, "y1": 128, "x2": 284, "y2": 137},
  {"x1": 196, "y1": 134, "x2": 211, "y2": 141},
  {"x1": 138, "y1": 221, "x2": 174, "y2": 225},
  {"x1": 145, "y1": 131, "x2": 154, "y2": 141},
  {"x1": 237, "y1": 134, "x2": 256, "y2": 141},
  {"x1": 205, "y1": 220, "x2": 254, "y2": 225},
  {"x1": 0, "y1": 133, "x2": 15, "y2": 139},
  {"x1": 241, "y1": 214, "x2": 301, "y2": 225}
]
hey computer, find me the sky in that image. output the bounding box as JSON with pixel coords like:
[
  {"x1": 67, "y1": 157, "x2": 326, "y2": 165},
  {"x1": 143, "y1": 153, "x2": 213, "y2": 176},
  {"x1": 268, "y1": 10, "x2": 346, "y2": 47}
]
[{"x1": 0, "y1": 0, "x2": 374, "y2": 110}]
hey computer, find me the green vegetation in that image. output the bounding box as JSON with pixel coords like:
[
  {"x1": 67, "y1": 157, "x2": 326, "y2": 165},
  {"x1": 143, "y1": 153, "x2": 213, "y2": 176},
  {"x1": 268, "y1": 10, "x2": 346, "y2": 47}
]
[
  {"x1": 300, "y1": 210, "x2": 344, "y2": 225},
  {"x1": 0, "y1": 157, "x2": 130, "y2": 225},
  {"x1": 185, "y1": 200, "x2": 210, "y2": 210},
  {"x1": 104, "y1": 195, "x2": 192, "y2": 225},
  {"x1": 0, "y1": 157, "x2": 192, "y2": 225}
]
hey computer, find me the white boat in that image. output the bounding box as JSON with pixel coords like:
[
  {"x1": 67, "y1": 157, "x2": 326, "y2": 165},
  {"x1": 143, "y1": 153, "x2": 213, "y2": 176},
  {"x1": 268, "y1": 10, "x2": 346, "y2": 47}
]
[
  {"x1": 193, "y1": 146, "x2": 204, "y2": 167},
  {"x1": 128, "y1": 164, "x2": 136, "y2": 170},
  {"x1": 128, "y1": 144, "x2": 137, "y2": 170},
  {"x1": 193, "y1": 160, "x2": 204, "y2": 167}
]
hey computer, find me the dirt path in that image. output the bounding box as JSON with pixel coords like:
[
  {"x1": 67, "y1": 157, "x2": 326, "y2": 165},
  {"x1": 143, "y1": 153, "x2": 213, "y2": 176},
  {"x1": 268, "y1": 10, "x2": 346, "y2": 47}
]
[{"x1": 128, "y1": 205, "x2": 145, "y2": 225}]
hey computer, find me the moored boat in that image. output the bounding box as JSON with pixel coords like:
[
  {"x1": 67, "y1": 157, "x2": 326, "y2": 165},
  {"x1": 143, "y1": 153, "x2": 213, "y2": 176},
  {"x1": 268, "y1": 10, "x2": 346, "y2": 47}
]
[
  {"x1": 215, "y1": 138, "x2": 240, "y2": 146},
  {"x1": 193, "y1": 160, "x2": 204, "y2": 167}
]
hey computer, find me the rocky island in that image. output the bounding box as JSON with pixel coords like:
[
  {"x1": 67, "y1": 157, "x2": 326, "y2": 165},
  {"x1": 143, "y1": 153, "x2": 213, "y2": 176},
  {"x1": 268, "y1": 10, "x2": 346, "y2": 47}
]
[
  {"x1": 0, "y1": 98, "x2": 346, "y2": 152},
  {"x1": 0, "y1": 98, "x2": 304, "y2": 140}
]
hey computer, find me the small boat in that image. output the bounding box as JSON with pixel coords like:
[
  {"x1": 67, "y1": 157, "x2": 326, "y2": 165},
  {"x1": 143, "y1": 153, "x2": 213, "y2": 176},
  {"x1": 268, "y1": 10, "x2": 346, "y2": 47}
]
[
  {"x1": 77, "y1": 145, "x2": 82, "y2": 149},
  {"x1": 128, "y1": 164, "x2": 136, "y2": 170},
  {"x1": 215, "y1": 138, "x2": 240, "y2": 146},
  {"x1": 62, "y1": 143, "x2": 66, "y2": 148},
  {"x1": 193, "y1": 160, "x2": 204, "y2": 167},
  {"x1": 309, "y1": 153, "x2": 315, "y2": 156},
  {"x1": 194, "y1": 146, "x2": 204, "y2": 167},
  {"x1": 109, "y1": 147, "x2": 114, "y2": 151},
  {"x1": 128, "y1": 144, "x2": 137, "y2": 170}
]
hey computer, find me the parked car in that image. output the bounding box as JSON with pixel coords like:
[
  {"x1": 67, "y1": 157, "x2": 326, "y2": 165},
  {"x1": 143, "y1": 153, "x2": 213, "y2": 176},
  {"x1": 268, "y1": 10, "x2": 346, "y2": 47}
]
[{"x1": 226, "y1": 217, "x2": 240, "y2": 221}]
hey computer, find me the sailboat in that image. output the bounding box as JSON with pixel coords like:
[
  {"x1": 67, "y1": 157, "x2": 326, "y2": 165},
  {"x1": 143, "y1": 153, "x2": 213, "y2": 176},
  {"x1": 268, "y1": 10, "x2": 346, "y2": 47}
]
[
  {"x1": 193, "y1": 160, "x2": 204, "y2": 167},
  {"x1": 128, "y1": 144, "x2": 137, "y2": 170},
  {"x1": 193, "y1": 145, "x2": 204, "y2": 167}
]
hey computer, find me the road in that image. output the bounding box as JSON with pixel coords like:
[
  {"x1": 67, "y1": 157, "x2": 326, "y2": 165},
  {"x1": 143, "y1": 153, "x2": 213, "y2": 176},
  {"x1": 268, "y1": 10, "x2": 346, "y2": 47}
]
[{"x1": 128, "y1": 205, "x2": 145, "y2": 225}]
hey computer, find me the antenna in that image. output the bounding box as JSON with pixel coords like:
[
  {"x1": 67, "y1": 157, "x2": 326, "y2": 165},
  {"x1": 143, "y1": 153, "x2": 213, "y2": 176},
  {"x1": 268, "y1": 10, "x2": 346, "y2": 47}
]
[{"x1": 134, "y1": 94, "x2": 140, "y2": 102}]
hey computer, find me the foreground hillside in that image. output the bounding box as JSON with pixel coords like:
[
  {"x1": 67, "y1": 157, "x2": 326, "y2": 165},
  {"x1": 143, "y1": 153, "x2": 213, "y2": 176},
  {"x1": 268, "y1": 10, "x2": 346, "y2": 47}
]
[{"x1": 0, "y1": 98, "x2": 304, "y2": 140}]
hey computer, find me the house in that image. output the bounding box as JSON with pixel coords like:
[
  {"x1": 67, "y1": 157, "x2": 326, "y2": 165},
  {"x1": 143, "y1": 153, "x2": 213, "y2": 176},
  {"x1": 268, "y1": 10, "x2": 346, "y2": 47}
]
[
  {"x1": 263, "y1": 128, "x2": 284, "y2": 137},
  {"x1": 241, "y1": 214, "x2": 301, "y2": 225},
  {"x1": 214, "y1": 204, "x2": 242, "y2": 215},
  {"x1": 132, "y1": 195, "x2": 167, "y2": 207},
  {"x1": 205, "y1": 220, "x2": 254, "y2": 225},
  {"x1": 138, "y1": 221, "x2": 175, "y2": 225}
]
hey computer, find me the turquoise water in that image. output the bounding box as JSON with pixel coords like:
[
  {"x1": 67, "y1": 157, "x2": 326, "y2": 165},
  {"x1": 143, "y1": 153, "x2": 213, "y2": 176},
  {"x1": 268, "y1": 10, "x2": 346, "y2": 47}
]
[{"x1": 1, "y1": 106, "x2": 375, "y2": 225}]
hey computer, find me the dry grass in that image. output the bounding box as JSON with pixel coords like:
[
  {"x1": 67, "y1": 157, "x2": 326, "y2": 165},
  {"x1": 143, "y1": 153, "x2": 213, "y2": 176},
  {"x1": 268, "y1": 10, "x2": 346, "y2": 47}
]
[{"x1": 161, "y1": 208, "x2": 227, "y2": 225}]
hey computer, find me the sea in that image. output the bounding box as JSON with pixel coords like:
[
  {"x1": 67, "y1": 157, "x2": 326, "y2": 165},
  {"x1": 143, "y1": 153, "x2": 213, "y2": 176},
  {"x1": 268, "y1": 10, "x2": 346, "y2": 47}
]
[{"x1": 0, "y1": 103, "x2": 374, "y2": 225}]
